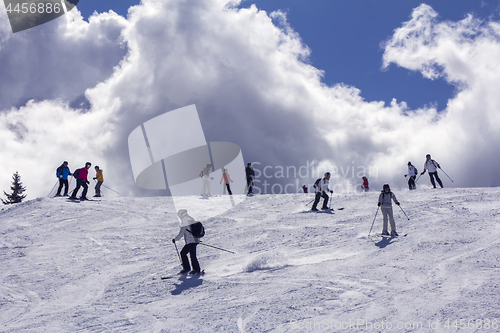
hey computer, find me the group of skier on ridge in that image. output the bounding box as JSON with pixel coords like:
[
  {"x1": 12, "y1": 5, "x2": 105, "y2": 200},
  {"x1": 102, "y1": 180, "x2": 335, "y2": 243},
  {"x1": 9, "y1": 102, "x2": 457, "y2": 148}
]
[
  {"x1": 55, "y1": 161, "x2": 104, "y2": 201},
  {"x1": 198, "y1": 162, "x2": 256, "y2": 197}
]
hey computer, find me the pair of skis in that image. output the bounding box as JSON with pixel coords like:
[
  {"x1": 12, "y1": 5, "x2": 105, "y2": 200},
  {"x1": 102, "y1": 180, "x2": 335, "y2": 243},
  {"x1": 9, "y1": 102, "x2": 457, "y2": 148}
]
[{"x1": 159, "y1": 270, "x2": 205, "y2": 280}]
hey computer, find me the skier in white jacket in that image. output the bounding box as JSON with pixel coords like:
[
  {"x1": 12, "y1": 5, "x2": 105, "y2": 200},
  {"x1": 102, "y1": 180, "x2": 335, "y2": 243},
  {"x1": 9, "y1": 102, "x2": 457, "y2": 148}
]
[
  {"x1": 172, "y1": 209, "x2": 201, "y2": 274},
  {"x1": 421, "y1": 154, "x2": 443, "y2": 188},
  {"x1": 200, "y1": 163, "x2": 213, "y2": 196},
  {"x1": 311, "y1": 172, "x2": 333, "y2": 211},
  {"x1": 405, "y1": 162, "x2": 418, "y2": 190}
]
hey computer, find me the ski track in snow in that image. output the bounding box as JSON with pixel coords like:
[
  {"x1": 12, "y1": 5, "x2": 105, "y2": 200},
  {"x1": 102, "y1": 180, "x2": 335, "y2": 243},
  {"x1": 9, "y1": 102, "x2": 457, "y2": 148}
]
[{"x1": 0, "y1": 188, "x2": 499, "y2": 332}]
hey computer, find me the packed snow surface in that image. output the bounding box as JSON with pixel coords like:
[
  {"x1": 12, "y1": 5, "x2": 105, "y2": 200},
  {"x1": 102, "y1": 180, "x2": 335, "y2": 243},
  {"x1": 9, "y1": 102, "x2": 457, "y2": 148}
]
[{"x1": 1, "y1": 188, "x2": 499, "y2": 332}]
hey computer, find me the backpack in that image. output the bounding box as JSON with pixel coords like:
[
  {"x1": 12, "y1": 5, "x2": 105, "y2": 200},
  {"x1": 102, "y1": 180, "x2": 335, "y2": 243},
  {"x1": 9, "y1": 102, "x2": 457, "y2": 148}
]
[
  {"x1": 73, "y1": 168, "x2": 81, "y2": 179},
  {"x1": 188, "y1": 222, "x2": 205, "y2": 238},
  {"x1": 56, "y1": 166, "x2": 63, "y2": 177},
  {"x1": 312, "y1": 178, "x2": 321, "y2": 189}
]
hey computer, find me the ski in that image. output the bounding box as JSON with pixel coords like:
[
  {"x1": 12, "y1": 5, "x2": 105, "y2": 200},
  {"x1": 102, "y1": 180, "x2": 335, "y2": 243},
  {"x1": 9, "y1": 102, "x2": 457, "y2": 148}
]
[
  {"x1": 159, "y1": 270, "x2": 205, "y2": 280},
  {"x1": 379, "y1": 233, "x2": 407, "y2": 238},
  {"x1": 67, "y1": 198, "x2": 101, "y2": 202}
]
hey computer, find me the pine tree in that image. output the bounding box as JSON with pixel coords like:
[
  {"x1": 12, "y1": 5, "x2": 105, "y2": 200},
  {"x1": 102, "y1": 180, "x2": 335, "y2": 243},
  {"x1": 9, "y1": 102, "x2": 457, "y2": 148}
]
[{"x1": 2, "y1": 171, "x2": 27, "y2": 205}]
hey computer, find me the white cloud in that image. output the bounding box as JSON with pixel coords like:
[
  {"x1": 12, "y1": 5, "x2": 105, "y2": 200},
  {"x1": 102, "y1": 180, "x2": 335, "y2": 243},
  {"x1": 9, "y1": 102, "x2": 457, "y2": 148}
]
[{"x1": 1, "y1": 1, "x2": 500, "y2": 199}]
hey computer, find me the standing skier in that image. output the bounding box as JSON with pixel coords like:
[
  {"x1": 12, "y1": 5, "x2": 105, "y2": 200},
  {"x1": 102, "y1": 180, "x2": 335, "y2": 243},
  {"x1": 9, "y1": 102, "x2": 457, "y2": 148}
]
[
  {"x1": 301, "y1": 185, "x2": 308, "y2": 193},
  {"x1": 405, "y1": 162, "x2": 418, "y2": 190},
  {"x1": 421, "y1": 154, "x2": 443, "y2": 188},
  {"x1": 361, "y1": 176, "x2": 369, "y2": 192},
  {"x1": 55, "y1": 161, "x2": 72, "y2": 196},
  {"x1": 93, "y1": 166, "x2": 104, "y2": 197},
  {"x1": 200, "y1": 163, "x2": 213, "y2": 196},
  {"x1": 69, "y1": 162, "x2": 91, "y2": 201},
  {"x1": 172, "y1": 209, "x2": 201, "y2": 275},
  {"x1": 245, "y1": 163, "x2": 255, "y2": 194},
  {"x1": 311, "y1": 172, "x2": 333, "y2": 211},
  {"x1": 378, "y1": 184, "x2": 400, "y2": 237},
  {"x1": 220, "y1": 168, "x2": 233, "y2": 195}
]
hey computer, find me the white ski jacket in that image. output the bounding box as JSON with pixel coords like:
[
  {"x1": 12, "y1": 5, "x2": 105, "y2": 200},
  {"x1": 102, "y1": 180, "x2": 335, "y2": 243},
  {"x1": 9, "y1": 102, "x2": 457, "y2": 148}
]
[
  {"x1": 316, "y1": 178, "x2": 331, "y2": 194},
  {"x1": 174, "y1": 209, "x2": 199, "y2": 244},
  {"x1": 406, "y1": 165, "x2": 417, "y2": 177},
  {"x1": 423, "y1": 159, "x2": 440, "y2": 173}
]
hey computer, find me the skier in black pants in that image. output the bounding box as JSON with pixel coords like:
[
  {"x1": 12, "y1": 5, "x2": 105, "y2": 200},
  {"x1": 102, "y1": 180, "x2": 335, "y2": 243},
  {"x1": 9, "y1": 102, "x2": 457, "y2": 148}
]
[
  {"x1": 245, "y1": 163, "x2": 255, "y2": 194},
  {"x1": 55, "y1": 161, "x2": 72, "y2": 196},
  {"x1": 405, "y1": 161, "x2": 417, "y2": 190},
  {"x1": 172, "y1": 209, "x2": 201, "y2": 275},
  {"x1": 421, "y1": 154, "x2": 443, "y2": 188},
  {"x1": 312, "y1": 172, "x2": 333, "y2": 211},
  {"x1": 69, "y1": 162, "x2": 92, "y2": 200}
]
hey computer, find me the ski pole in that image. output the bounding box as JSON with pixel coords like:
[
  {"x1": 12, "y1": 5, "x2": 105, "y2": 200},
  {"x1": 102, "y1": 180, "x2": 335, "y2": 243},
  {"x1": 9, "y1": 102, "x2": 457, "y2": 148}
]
[
  {"x1": 48, "y1": 180, "x2": 58, "y2": 197},
  {"x1": 102, "y1": 184, "x2": 119, "y2": 194},
  {"x1": 415, "y1": 174, "x2": 423, "y2": 183},
  {"x1": 173, "y1": 241, "x2": 182, "y2": 264},
  {"x1": 305, "y1": 197, "x2": 315, "y2": 206},
  {"x1": 368, "y1": 206, "x2": 380, "y2": 237},
  {"x1": 199, "y1": 242, "x2": 235, "y2": 254},
  {"x1": 439, "y1": 168, "x2": 454, "y2": 183},
  {"x1": 397, "y1": 204, "x2": 410, "y2": 220},
  {"x1": 329, "y1": 191, "x2": 333, "y2": 209}
]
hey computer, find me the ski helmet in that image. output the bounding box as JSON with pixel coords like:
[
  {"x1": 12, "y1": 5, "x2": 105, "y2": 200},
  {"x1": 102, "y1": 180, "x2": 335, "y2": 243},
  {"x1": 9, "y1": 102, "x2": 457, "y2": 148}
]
[{"x1": 324, "y1": 172, "x2": 331, "y2": 177}]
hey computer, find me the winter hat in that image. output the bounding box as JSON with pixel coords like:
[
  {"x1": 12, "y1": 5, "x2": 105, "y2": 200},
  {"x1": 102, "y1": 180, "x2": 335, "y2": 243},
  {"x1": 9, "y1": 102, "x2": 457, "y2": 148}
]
[
  {"x1": 324, "y1": 172, "x2": 331, "y2": 177},
  {"x1": 383, "y1": 184, "x2": 390, "y2": 190},
  {"x1": 408, "y1": 161, "x2": 412, "y2": 166}
]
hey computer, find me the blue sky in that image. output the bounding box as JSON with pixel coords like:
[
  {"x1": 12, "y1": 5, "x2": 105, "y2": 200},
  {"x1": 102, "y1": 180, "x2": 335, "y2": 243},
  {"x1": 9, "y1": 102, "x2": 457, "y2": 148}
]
[{"x1": 76, "y1": 0, "x2": 500, "y2": 110}]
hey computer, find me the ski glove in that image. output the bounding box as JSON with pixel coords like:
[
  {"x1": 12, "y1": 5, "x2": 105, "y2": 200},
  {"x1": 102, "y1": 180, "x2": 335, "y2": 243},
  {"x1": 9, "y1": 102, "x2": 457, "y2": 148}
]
[
  {"x1": 330, "y1": 190, "x2": 333, "y2": 194},
  {"x1": 172, "y1": 239, "x2": 176, "y2": 243},
  {"x1": 378, "y1": 202, "x2": 381, "y2": 207},
  {"x1": 86, "y1": 181, "x2": 90, "y2": 184},
  {"x1": 420, "y1": 171, "x2": 425, "y2": 175},
  {"x1": 396, "y1": 202, "x2": 400, "y2": 206}
]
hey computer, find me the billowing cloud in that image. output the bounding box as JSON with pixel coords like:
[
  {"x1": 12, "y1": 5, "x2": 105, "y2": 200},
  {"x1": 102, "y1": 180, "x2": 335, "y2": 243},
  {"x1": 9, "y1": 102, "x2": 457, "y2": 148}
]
[{"x1": 0, "y1": 1, "x2": 499, "y2": 199}]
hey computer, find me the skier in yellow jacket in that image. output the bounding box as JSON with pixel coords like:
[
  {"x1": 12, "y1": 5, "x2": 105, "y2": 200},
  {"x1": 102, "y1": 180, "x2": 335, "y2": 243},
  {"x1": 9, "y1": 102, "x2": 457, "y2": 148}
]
[{"x1": 93, "y1": 166, "x2": 104, "y2": 197}]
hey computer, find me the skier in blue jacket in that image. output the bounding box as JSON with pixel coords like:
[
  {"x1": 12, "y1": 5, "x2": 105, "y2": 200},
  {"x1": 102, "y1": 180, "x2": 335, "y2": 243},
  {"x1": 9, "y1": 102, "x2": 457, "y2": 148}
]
[{"x1": 55, "y1": 161, "x2": 72, "y2": 196}]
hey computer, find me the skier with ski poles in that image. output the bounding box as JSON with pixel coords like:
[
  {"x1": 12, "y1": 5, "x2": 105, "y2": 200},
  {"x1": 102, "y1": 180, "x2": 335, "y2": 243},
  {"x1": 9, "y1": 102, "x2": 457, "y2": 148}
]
[
  {"x1": 420, "y1": 154, "x2": 443, "y2": 188},
  {"x1": 55, "y1": 161, "x2": 72, "y2": 196},
  {"x1": 69, "y1": 162, "x2": 92, "y2": 201},
  {"x1": 311, "y1": 172, "x2": 333, "y2": 211},
  {"x1": 377, "y1": 184, "x2": 400, "y2": 237},
  {"x1": 93, "y1": 166, "x2": 104, "y2": 197},
  {"x1": 172, "y1": 209, "x2": 202, "y2": 275},
  {"x1": 405, "y1": 162, "x2": 418, "y2": 190}
]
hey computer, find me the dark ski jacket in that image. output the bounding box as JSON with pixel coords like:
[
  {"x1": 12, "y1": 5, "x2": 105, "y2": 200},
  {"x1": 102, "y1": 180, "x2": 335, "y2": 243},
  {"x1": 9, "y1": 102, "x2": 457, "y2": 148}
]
[{"x1": 246, "y1": 166, "x2": 255, "y2": 179}]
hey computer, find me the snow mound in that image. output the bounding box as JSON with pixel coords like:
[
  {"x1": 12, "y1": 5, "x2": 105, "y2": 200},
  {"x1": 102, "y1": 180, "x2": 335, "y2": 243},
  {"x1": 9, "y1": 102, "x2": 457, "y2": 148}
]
[{"x1": 1, "y1": 188, "x2": 499, "y2": 332}]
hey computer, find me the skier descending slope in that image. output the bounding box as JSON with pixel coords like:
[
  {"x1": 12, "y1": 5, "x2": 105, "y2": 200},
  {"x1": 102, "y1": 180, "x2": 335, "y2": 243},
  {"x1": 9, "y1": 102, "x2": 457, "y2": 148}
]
[
  {"x1": 311, "y1": 172, "x2": 333, "y2": 211},
  {"x1": 421, "y1": 154, "x2": 443, "y2": 188},
  {"x1": 405, "y1": 161, "x2": 418, "y2": 190},
  {"x1": 377, "y1": 184, "x2": 400, "y2": 237},
  {"x1": 172, "y1": 209, "x2": 202, "y2": 275}
]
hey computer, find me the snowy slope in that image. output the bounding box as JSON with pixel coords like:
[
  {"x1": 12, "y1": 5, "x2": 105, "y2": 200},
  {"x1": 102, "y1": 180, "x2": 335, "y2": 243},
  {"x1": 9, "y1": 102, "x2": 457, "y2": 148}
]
[{"x1": 1, "y1": 188, "x2": 499, "y2": 332}]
